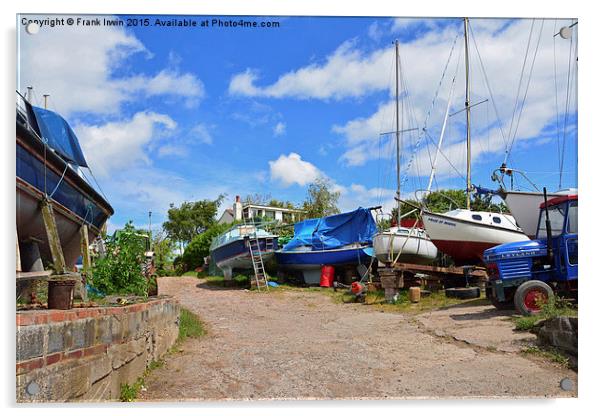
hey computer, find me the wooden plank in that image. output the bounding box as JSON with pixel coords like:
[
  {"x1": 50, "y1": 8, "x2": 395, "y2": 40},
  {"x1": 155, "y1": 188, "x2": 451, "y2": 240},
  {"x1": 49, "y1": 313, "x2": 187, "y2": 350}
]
[
  {"x1": 16, "y1": 270, "x2": 52, "y2": 281},
  {"x1": 40, "y1": 199, "x2": 67, "y2": 274},
  {"x1": 80, "y1": 225, "x2": 91, "y2": 275}
]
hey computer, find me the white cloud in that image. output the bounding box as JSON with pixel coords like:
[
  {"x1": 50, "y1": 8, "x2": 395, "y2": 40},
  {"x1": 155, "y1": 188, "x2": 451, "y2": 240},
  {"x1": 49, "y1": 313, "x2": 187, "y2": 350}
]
[
  {"x1": 228, "y1": 40, "x2": 392, "y2": 100},
  {"x1": 268, "y1": 153, "x2": 322, "y2": 187},
  {"x1": 19, "y1": 15, "x2": 204, "y2": 116},
  {"x1": 331, "y1": 18, "x2": 577, "y2": 177},
  {"x1": 190, "y1": 123, "x2": 213, "y2": 144},
  {"x1": 157, "y1": 144, "x2": 188, "y2": 158},
  {"x1": 74, "y1": 111, "x2": 176, "y2": 177},
  {"x1": 273, "y1": 122, "x2": 286, "y2": 137}
]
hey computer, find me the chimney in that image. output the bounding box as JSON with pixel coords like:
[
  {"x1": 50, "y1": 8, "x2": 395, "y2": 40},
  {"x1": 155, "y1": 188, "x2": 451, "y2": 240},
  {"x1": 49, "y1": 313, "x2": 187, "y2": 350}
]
[{"x1": 233, "y1": 195, "x2": 242, "y2": 221}]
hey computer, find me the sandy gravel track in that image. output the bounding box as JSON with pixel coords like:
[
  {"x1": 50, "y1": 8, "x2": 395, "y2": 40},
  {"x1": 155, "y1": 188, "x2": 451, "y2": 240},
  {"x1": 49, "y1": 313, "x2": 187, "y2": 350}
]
[{"x1": 138, "y1": 277, "x2": 576, "y2": 401}]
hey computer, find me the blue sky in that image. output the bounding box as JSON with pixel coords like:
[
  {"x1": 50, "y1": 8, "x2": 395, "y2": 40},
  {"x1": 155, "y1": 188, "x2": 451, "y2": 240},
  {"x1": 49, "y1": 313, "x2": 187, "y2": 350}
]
[{"x1": 18, "y1": 15, "x2": 578, "y2": 232}]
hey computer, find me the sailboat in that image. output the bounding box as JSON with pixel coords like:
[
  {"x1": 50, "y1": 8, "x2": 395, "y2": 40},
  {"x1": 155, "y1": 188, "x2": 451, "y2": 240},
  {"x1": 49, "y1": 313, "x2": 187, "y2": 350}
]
[
  {"x1": 372, "y1": 40, "x2": 438, "y2": 265},
  {"x1": 487, "y1": 21, "x2": 578, "y2": 239},
  {"x1": 419, "y1": 18, "x2": 529, "y2": 265}
]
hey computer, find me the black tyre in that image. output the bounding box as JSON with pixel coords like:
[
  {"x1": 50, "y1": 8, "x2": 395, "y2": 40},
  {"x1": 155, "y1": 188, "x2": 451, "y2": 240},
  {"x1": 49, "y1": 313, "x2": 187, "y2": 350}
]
[
  {"x1": 514, "y1": 280, "x2": 554, "y2": 316},
  {"x1": 445, "y1": 287, "x2": 481, "y2": 299}
]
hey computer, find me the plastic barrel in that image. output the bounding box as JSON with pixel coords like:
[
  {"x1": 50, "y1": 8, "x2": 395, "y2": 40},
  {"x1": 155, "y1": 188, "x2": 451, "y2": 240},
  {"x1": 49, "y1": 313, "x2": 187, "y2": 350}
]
[{"x1": 320, "y1": 265, "x2": 335, "y2": 287}]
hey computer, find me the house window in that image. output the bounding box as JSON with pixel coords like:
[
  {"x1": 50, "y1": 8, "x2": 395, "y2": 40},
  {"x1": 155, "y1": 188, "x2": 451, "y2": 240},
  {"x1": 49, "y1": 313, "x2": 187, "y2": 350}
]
[
  {"x1": 264, "y1": 210, "x2": 275, "y2": 219},
  {"x1": 472, "y1": 214, "x2": 482, "y2": 221},
  {"x1": 282, "y1": 212, "x2": 292, "y2": 223}
]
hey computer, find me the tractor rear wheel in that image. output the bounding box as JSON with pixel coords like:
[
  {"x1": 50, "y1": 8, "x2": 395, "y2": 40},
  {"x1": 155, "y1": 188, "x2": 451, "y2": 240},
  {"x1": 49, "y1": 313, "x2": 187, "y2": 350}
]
[{"x1": 514, "y1": 280, "x2": 554, "y2": 316}]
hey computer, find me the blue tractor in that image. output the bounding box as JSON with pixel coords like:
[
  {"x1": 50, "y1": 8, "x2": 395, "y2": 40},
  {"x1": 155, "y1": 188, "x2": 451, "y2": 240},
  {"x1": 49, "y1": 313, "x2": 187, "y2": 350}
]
[{"x1": 484, "y1": 189, "x2": 577, "y2": 315}]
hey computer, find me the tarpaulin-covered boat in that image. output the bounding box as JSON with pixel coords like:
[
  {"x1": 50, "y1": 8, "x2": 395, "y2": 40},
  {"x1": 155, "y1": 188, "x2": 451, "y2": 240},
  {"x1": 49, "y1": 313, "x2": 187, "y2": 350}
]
[
  {"x1": 275, "y1": 208, "x2": 377, "y2": 284},
  {"x1": 16, "y1": 92, "x2": 113, "y2": 270}
]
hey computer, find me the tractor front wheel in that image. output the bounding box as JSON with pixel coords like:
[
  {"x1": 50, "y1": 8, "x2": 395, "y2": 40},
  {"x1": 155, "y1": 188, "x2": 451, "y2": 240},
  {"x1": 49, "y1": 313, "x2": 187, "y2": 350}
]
[{"x1": 514, "y1": 280, "x2": 554, "y2": 316}]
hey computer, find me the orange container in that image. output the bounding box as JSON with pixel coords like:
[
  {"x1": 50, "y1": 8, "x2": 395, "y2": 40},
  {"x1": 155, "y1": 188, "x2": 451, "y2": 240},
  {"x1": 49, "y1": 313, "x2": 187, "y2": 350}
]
[
  {"x1": 409, "y1": 286, "x2": 421, "y2": 303},
  {"x1": 320, "y1": 265, "x2": 335, "y2": 287}
]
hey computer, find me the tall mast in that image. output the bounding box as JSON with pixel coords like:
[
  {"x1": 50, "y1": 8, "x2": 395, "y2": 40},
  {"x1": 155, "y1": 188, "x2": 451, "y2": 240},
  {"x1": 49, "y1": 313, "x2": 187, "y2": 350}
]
[
  {"x1": 395, "y1": 39, "x2": 401, "y2": 225},
  {"x1": 463, "y1": 17, "x2": 472, "y2": 210}
]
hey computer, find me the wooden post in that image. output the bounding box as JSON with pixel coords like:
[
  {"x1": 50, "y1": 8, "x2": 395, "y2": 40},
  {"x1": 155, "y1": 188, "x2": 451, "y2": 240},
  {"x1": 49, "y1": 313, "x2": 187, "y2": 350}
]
[
  {"x1": 16, "y1": 229, "x2": 21, "y2": 272},
  {"x1": 75, "y1": 225, "x2": 91, "y2": 301},
  {"x1": 80, "y1": 225, "x2": 91, "y2": 276},
  {"x1": 40, "y1": 199, "x2": 66, "y2": 274}
]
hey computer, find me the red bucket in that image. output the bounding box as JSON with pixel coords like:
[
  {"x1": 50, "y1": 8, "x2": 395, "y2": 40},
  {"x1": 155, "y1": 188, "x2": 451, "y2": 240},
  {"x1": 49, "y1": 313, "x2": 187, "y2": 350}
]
[{"x1": 320, "y1": 265, "x2": 335, "y2": 287}]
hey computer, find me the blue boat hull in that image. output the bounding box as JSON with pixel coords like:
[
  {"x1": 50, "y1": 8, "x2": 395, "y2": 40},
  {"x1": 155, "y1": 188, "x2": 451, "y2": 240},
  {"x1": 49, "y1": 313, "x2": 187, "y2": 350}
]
[
  {"x1": 275, "y1": 246, "x2": 372, "y2": 270},
  {"x1": 211, "y1": 237, "x2": 278, "y2": 279}
]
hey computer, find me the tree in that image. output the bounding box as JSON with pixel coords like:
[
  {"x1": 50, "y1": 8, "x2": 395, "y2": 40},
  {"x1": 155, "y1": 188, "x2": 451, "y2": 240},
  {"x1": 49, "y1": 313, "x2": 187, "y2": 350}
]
[
  {"x1": 152, "y1": 230, "x2": 177, "y2": 273},
  {"x1": 163, "y1": 195, "x2": 225, "y2": 251},
  {"x1": 267, "y1": 199, "x2": 296, "y2": 210},
  {"x1": 91, "y1": 221, "x2": 148, "y2": 296},
  {"x1": 423, "y1": 189, "x2": 466, "y2": 213},
  {"x1": 182, "y1": 221, "x2": 234, "y2": 271},
  {"x1": 422, "y1": 189, "x2": 508, "y2": 213},
  {"x1": 302, "y1": 177, "x2": 340, "y2": 218}
]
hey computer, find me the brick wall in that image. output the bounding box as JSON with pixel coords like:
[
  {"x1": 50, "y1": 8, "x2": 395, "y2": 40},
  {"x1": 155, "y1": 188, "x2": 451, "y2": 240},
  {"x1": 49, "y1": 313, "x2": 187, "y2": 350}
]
[{"x1": 16, "y1": 297, "x2": 180, "y2": 402}]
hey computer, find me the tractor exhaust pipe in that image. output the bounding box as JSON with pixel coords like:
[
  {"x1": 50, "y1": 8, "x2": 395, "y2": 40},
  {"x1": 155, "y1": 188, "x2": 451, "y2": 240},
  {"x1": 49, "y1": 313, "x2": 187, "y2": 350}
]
[{"x1": 543, "y1": 187, "x2": 554, "y2": 264}]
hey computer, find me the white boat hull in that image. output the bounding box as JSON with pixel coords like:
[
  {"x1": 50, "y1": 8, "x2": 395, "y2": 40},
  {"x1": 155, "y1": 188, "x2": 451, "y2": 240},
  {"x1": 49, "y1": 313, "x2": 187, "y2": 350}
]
[
  {"x1": 502, "y1": 189, "x2": 576, "y2": 238},
  {"x1": 373, "y1": 228, "x2": 438, "y2": 265},
  {"x1": 422, "y1": 210, "x2": 529, "y2": 265}
]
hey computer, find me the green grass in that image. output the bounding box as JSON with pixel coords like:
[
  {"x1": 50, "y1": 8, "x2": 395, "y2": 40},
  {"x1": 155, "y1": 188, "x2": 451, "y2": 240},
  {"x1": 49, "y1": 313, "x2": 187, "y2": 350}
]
[
  {"x1": 177, "y1": 307, "x2": 206, "y2": 343},
  {"x1": 522, "y1": 346, "x2": 570, "y2": 367},
  {"x1": 204, "y1": 274, "x2": 249, "y2": 288},
  {"x1": 180, "y1": 270, "x2": 199, "y2": 277},
  {"x1": 264, "y1": 284, "x2": 488, "y2": 314},
  {"x1": 331, "y1": 288, "x2": 488, "y2": 314},
  {"x1": 513, "y1": 297, "x2": 577, "y2": 331}
]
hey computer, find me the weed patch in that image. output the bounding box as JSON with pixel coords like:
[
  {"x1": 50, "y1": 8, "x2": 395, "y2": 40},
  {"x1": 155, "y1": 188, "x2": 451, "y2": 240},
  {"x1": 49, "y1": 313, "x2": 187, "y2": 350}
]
[
  {"x1": 178, "y1": 308, "x2": 206, "y2": 343},
  {"x1": 513, "y1": 297, "x2": 577, "y2": 331},
  {"x1": 522, "y1": 346, "x2": 570, "y2": 367}
]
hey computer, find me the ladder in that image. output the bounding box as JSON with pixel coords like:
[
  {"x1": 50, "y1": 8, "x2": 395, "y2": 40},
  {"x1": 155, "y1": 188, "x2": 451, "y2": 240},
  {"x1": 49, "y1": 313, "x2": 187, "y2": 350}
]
[{"x1": 248, "y1": 232, "x2": 272, "y2": 290}]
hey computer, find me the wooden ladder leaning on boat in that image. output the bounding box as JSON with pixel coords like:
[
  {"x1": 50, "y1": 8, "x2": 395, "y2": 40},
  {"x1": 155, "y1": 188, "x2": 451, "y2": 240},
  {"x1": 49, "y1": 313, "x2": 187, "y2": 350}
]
[{"x1": 248, "y1": 233, "x2": 271, "y2": 290}]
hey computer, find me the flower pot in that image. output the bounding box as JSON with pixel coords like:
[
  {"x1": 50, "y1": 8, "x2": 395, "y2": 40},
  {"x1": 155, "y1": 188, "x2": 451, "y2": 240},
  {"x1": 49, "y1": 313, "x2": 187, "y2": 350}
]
[{"x1": 48, "y1": 279, "x2": 76, "y2": 310}]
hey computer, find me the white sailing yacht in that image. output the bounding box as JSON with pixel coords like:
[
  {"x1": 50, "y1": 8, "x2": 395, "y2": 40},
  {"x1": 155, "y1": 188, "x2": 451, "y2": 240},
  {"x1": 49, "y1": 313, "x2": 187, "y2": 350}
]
[
  {"x1": 420, "y1": 18, "x2": 529, "y2": 265},
  {"x1": 372, "y1": 40, "x2": 438, "y2": 265}
]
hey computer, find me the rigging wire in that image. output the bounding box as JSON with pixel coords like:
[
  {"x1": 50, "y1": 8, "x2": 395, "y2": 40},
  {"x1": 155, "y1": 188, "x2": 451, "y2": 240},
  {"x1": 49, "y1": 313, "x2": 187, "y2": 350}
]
[
  {"x1": 559, "y1": 19, "x2": 576, "y2": 189},
  {"x1": 468, "y1": 22, "x2": 509, "y2": 150},
  {"x1": 505, "y1": 19, "x2": 545, "y2": 162},
  {"x1": 505, "y1": 18, "x2": 536, "y2": 158},
  {"x1": 397, "y1": 31, "x2": 461, "y2": 193},
  {"x1": 553, "y1": 19, "x2": 562, "y2": 179}
]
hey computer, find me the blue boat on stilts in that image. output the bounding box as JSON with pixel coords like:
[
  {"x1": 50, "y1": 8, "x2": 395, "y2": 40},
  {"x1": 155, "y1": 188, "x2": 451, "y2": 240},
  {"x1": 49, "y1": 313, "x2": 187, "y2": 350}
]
[{"x1": 275, "y1": 207, "x2": 377, "y2": 284}]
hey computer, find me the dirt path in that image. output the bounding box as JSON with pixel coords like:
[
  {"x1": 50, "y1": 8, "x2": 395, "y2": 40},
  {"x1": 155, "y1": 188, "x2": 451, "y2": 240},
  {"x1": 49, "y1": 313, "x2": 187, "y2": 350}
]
[{"x1": 138, "y1": 277, "x2": 576, "y2": 401}]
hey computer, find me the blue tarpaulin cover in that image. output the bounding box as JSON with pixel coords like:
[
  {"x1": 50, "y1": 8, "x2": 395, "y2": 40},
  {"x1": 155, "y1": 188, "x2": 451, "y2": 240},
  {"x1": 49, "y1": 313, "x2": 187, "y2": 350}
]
[
  {"x1": 32, "y1": 106, "x2": 88, "y2": 167},
  {"x1": 283, "y1": 208, "x2": 377, "y2": 251}
]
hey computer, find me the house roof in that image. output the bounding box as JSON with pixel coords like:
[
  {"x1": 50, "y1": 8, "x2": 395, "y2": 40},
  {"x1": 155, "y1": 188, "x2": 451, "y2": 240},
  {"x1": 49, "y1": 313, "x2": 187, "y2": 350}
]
[{"x1": 243, "y1": 203, "x2": 304, "y2": 213}]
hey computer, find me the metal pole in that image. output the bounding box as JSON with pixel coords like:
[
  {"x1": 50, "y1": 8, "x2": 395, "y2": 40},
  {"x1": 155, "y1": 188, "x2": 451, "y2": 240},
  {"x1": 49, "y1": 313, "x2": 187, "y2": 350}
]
[
  {"x1": 43, "y1": 94, "x2": 49, "y2": 109},
  {"x1": 395, "y1": 39, "x2": 401, "y2": 225},
  {"x1": 148, "y1": 211, "x2": 152, "y2": 251},
  {"x1": 463, "y1": 17, "x2": 472, "y2": 210}
]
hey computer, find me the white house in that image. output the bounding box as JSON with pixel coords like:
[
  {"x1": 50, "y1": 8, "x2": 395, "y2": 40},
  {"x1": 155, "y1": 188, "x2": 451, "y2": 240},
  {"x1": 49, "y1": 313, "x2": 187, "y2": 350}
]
[{"x1": 217, "y1": 195, "x2": 304, "y2": 225}]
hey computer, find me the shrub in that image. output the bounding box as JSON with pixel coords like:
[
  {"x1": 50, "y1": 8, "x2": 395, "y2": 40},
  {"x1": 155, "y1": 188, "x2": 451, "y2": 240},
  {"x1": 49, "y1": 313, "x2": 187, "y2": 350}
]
[
  {"x1": 91, "y1": 222, "x2": 148, "y2": 296},
  {"x1": 182, "y1": 222, "x2": 233, "y2": 270}
]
